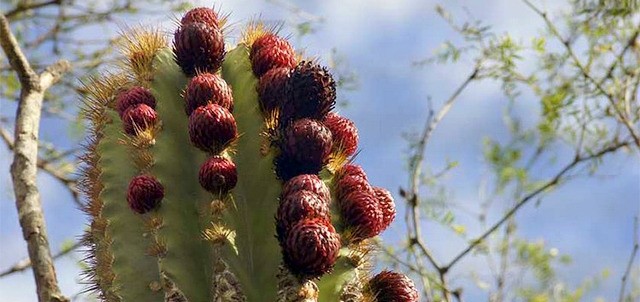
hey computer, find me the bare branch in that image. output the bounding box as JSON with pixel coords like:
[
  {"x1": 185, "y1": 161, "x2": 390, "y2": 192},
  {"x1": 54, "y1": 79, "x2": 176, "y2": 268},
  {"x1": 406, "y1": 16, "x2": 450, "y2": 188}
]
[
  {"x1": 0, "y1": 241, "x2": 81, "y2": 278},
  {"x1": 0, "y1": 12, "x2": 70, "y2": 302},
  {"x1": 402, "y1": 64, "x2": 480, "y2": 301},
  {"x1": 5, "y1": 0, "x2": 61, "y2": 20},
  {"x1": 0, "y1": 12, "x2": 36, "y2": 87},
  {"x1": 443, "y1": 140, "x2": 631, "y2": 271},
  {"x1": 618, "y1": 217, "x2": 639, "y2": 302}
]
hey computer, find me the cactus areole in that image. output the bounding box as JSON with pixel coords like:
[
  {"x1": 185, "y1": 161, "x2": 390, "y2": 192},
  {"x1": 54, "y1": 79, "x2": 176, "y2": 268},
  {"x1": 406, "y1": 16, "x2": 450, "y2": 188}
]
[{"x1": 80, "y1": 5, "x2": 417, "y2": 302}]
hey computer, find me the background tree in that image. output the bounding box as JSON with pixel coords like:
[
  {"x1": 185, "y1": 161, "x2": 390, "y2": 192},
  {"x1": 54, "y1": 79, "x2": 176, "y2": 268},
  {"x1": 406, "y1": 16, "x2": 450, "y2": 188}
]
[
  {"x1": 0, "y1": 0, "x2": 637, "y2": 301},
  {"x1": 385, "y1": 1, "x2": 639, "y2": 301}
]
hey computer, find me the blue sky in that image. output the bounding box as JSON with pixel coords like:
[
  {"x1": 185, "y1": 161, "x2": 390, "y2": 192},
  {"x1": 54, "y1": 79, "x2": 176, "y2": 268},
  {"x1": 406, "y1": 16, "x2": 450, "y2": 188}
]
[{"x1": 1, "y1": 0, "x2": 638, "y2": 301}]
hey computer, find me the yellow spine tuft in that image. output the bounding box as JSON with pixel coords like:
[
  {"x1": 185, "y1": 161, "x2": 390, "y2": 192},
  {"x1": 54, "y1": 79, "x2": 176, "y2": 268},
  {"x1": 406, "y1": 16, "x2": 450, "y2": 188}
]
[{"x1": 117, "y1": 27, "x2": 167, "y2": 84}]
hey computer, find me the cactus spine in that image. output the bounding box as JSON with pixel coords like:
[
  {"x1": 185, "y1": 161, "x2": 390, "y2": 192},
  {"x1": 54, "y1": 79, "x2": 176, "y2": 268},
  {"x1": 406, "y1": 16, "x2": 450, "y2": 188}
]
[{"x1": 80, "y1": 6, "x2": 418, "y2": 302}]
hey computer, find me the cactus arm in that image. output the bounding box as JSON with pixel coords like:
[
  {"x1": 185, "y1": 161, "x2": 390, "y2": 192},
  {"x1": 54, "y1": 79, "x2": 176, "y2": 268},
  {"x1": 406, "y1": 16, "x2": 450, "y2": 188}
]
[
  {"x1": 220, "y1": 44, "x2": 282, "y2": 301},
  {"x1": 149, "y1": 48, "x2": 215, "y2": 301},
  {"x1": 96, "y1": 110, "x2": 164, "y2": 301}
]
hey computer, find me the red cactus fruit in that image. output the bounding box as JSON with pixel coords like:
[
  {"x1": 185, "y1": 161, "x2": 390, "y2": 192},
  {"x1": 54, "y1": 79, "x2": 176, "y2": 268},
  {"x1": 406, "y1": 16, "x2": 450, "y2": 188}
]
[
  {"x1": 127, "y1": 174, "x2": 164, "y2": 214},
  {"x1": 184, "y1": 72, "x2": 234, "y2": 115},
  {"x1": 180, "y1": 7, "x2": 220, "y2": 28},
  {"x1": 115, "y1": 86, "x2": 156, "y2": 117},
  {"x1": 282, "y1": 118, "x2": 333, "y2": 167},
  {"x1": 274, "y1": 153, "x2": 323, "y2": 181},
  {"x1": 173, "y1": 22, "x2": 225, "y2": 76},
  {"x1": 199, "y1": 156, "x2": 237, "y2": 194},
  {"x1": 250, "y1": 34, "x2": 296, "y2": 77},
  {"x1": 282, "y1": 218, "x2": 341, "y2": 278},
  {"x1": 281, "y1": 174, "x2": 331, "y2": 203},
  {"x1": 372, "y1": 187, "x2": 396, "y2": 232},
  {"x1": 188, "y1": 103, "x2": 237, "y2": 153},
  {"x1": 323, "y1": 112, "x2": 359, "y2": 157},
  {"x1": 257, "y1": 67, "x2": 291, "y2": 113},
  {"x1": 122, "y1": 103, "x2": 158, "y2": 135},
  {"x1": 338, "y1": 164, "x2": 368, "y2": 181},
  {"x1": 276, "y1": 190, "x2": 331, "y2": 242},
  {"x1": 367, "y1": 271, "x2": 419, "y2": 302},
  {"x1": 250, "y1": 33, "x2": 280, "y2": 58},
  {"x1": 339, "y1": 190, "x2": 383, "y2": 242},
  {"x1": 284, "y1": 61, "x2": 336, "y2": 121},
  {"x1": 335, "y1": 164, "x2": 371, "y2": 200}
]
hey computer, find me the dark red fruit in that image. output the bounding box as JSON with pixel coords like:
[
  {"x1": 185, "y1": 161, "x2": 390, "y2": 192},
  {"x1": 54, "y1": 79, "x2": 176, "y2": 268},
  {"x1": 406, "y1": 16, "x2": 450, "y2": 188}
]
[
  {"x1": 282, "y1": 218, "x2": 341, "y2": 278},
  {"x1": 250, "y1": 33, "x2": 280, "y2": 58},
  {"x1": 184, "y1": 73, "x2": 233, "y2": 115},
  {"x1": 127, "y1": 174, "x2": 164, "y2": 214},
  {"x1": 339, "y1": 190, "x2": 383, "y2": 242},
  {"x1": 276, "y1": 190, "x2": 331, "y2": 242},
  {"x1": 188, "y1": 103, "x2": 237, "y2": 153},
  {"x1": 122, "y1": 104, "x2": 158, "y2": 135},
  {"x1": 199, "y1": 156, "x2": 237, "y2": 194},
  {"x1": 173, "y1": 22, "x2": 225, "y2": 76},
  {"x1": 335, "y1": 164, "x2": 371, "y2": 200},
  {"x1": 323, "y1": 112, "x2": 359, "y2": 157},
  {"x1": 338, "y1": 164, "x2": 368, "y2": 181},
  {"x1": 250, "y1": 34, "x2": 296, "y2": 77},
  {"x1": 274, "y1": 153, "x2": 323, "y2": 181},
  {"x1": 367, "y1": 271, "x2": 419, "y2": 302},
  {"x1": 181, "y1": 7, "x2": 220, "y2": 28},
  {"x1": 373, "y1": 187, "x2": 396, "y2": 232},
  {"x1": 281, "y1": 174, "x2": 331, "y2": 203},
  {"x1": 282, "y1": 118, "x2": 333, "y2": 167},
  {"x1": 257, "y1": 67, "x2": 290, "y2": 113},
  {"x1": 284, "y1": 61, "x2": 336, "y2": 121},
  {"x1": 115, "y1": 86, "x2": 156, "y2": 117}
]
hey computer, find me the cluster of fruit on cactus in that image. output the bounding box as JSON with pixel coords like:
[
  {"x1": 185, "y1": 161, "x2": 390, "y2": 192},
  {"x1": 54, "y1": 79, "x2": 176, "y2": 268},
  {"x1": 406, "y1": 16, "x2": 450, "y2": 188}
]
[{"x1": 80, "y1": 5, "x2": 418, "y2": 302}]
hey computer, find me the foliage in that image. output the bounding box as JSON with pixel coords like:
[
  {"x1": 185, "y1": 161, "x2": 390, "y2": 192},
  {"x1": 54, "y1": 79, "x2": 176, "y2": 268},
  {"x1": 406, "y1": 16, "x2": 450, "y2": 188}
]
[{"x1": 385, "y1": 1, "x2": 639, "y2": 301}]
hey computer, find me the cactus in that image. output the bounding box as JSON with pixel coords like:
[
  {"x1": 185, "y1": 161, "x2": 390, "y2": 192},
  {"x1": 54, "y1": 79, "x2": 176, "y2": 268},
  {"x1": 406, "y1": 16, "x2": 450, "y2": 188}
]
[{"x1": 79, "y1": 6, "x2": 418, "y2": 302}]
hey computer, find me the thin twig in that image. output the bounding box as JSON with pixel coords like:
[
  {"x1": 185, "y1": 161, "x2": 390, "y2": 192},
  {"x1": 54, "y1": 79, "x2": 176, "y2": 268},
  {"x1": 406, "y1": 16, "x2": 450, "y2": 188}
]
[
  {"x1": 403, "y1": 65, "x2": 480, "y2": 302},
  {"x1": 618, "y1": 217, "x2": 639, "y2": 302},
  {"x1": 5, "y1": 0, "x2": 61, "y2": 20},
  {"x1": 443, "y1": 140, "x2": 631, "y2": 270},
  {"x1": 0, "y1": 241, "x2": 81, "y2": 278},
  {"x1": 0, "y1": 12, "x2": 71, "y2": 302}
]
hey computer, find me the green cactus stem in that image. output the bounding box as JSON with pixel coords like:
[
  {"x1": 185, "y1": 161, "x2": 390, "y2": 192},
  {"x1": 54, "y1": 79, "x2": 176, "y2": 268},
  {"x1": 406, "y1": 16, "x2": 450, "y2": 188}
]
[{"x1": 80, "y1": 6, "x2": 417, "y2": 302}]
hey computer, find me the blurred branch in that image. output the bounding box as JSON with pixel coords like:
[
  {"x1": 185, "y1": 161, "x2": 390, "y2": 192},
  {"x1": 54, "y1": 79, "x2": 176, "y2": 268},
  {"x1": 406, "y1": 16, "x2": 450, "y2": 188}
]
[
  {"x1": 522, "y1": 0, "x2": 640, "y2": 150},
  {"x1": 443, "y1": 140, "x2": 632, "y2": 271},
  {"x1": 0, "y1": 241, "x2": 81, "y2": 278},
  {"x1": 0, "y1": 11, "x2": 70, "y2": 302},
  {"x1": 618, "y1": 217, "x2": 639, "y2": 302},
  {"x1": 5, "y1": 0, "x2": 61, "y2": 20}
]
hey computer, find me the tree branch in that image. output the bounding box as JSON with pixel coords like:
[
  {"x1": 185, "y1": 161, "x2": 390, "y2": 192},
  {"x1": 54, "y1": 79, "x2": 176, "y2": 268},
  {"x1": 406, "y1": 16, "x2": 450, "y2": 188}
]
[
  {"x1": 403, "y1": 65, "x2": 480, "y2": 302},
  {"x1": 0, "y1": 241, "x2": 81, "y2": 278},
  {"x1": 5, "y1": 0, "x2": 61, "y2": 20},
  {"x1": 443, "y1": 140, "x2": 631, "y2": 271},
  {"x1": 0, "y1": 12, "x2": 70, "y2": 302},
  {"x1": 618, "y1": 217, "x2": 639, "y2": 302}
]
